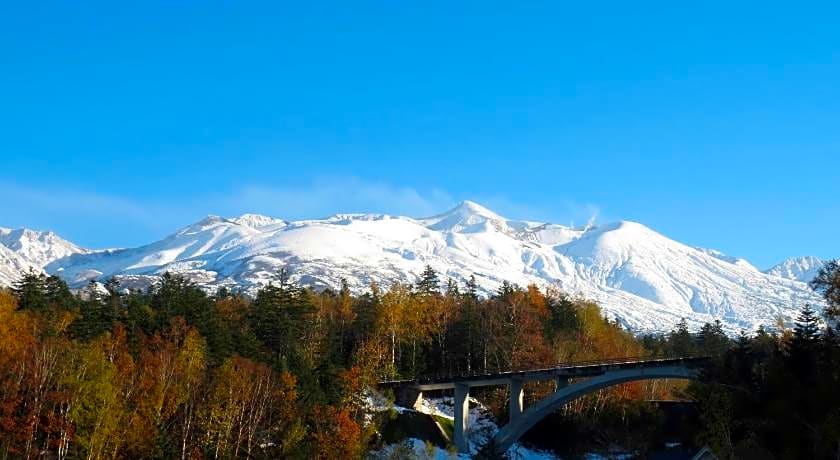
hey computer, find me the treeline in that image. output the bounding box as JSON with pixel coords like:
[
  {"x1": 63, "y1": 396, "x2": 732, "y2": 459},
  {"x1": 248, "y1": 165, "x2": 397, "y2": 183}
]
[
  {"x1": 1, "y1": 260, "x2": 835, "y2": 459},
  {"x1": 680, "y1": 260, "x2": 840, "y2": 459},
  {"x1": 0, "y1": 265, "x2": 675, "y2": 459}
]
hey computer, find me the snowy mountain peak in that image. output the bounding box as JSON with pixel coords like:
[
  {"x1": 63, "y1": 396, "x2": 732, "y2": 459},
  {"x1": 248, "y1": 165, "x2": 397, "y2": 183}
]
[
  {"x1": 452, "y1": 200, "x2": 503, "y2": 218},
  {"x1": 0, "y1": 227, "x2": 86, "y2": 268},
  {"x1": 232, "y1": 214, "x2": 287, "y2": 229},
  {"x1": 559, "y1": 220, "x2": 663, "y2": 263},
  {"x1": 177, "y1": 215, "x2": 230, "y2": 234},
  {"x1": 421, "y1": 200, "x2": 510, "y2": 233},
  {"x1": 765, "y1": 256, "x2": 824, "y2": 283},
  {"x1": 0, "y1": 226, "x2": 87, "y2": 286}
]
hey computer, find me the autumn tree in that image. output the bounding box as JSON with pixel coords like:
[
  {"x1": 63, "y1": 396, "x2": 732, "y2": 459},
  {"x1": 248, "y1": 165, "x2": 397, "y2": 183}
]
[
  {"x1": 128, "y1": 318, "x2": 206, "y2": 458},
  {"x1": 200, "y1": 356, "x2": 303, "y2": 458},
  {"x1": 308, "y1": 405, "x2": 363, "y2": 460}
]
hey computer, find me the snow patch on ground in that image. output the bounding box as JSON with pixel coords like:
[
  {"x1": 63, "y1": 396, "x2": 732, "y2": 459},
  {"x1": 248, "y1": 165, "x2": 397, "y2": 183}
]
[{"x1": 371, "y1": 397, "x2": 557, "y2": 460}]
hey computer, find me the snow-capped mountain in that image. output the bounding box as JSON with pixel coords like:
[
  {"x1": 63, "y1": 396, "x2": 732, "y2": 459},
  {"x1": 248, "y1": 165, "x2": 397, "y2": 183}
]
[
  {"x1": 31, "y1": 201, "x2": 823, "y2": 334},
  {"x1": 0, "y1": 227, "x2": 88, "y2": 285},
  {"x1": 0, "y1": 203, "x2": 826, "y2": 333},
  {"x1": 0, "y1": 227, "x2": 87, "y2": 267},
  {"x1": 764, "y1": 256, "x2": 824, "y2": 283}
]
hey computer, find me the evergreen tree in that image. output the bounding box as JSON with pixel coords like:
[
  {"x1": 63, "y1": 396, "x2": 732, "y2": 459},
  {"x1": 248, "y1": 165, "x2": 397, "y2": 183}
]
[
  {"x1": 103, "y1": 277, "x2": 124, "y2": 321},
  {"x1": 250, "y1": 270, "x2": 317, "y2": 373},
  {"x1": 546, "y1": 293, "x2": 580, "y2": 338},
  {"x1": 792, "y1": 304, "x2": 821, "y2": 348},
  {"x1": 667, "y1": 318, "x2": 694, "y2": 356},
  {"x1": 445, "y1": 278, "x2": 459, "y2": 297},
  {"x1": 351, "y1": 283, "x2": 381, "y2": 343},
  {"x1": 495, "y1": 280, "x2": 518, "y2": 300},
  {"x1": 71, "y1": 280, "x2": 115, "y2": 340},
  {"x1": 415, "y1": 265, "x2": 440, "y2": 296},
  {"x1": 12, "y1": 270, "x2": 76, "y2": 313},
  {"x1": 334, "y1": 278, "x2": 354, "y2": 360},
  {"x1": 148, "y1": 272, "x2": 234, "y2": 360},
  {"x1": 12, "y1": 270, "x2": 78, "y2": 336},
  {"x1": 698, "y1": 320, "x2": 729, "y2": 357},
  {"x1": 453, "y1": 276, "x2": 481, "y2": 373},
  {"x1": 465, "y1": 275, "x2": 479, "y2": 300},
  {"x1": 149, "y1": 273, "x2": 213, "y2": 328},
  {"x1": 789, "y1": 304, "x2": 822, "y2": 384}
]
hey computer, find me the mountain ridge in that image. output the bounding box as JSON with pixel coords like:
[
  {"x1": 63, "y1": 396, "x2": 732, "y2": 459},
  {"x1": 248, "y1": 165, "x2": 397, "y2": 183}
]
[
  {"x1": 0, "y1": 202, "x2": 826, "y2": 334},
  {"x1": 764, "y1": 256, "x2": 824, "y2": 283}
]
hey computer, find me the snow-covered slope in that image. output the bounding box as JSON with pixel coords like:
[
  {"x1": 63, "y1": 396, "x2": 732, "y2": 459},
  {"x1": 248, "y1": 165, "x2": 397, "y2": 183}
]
[
  {"x1": 0, "y1": 245, "x2": 36, "y2": 287},
  {"x1": 696, "y1": 247, "x2": 759, "y2": 272},
  {"x1": 764, "y1": 256, "x2": 824, "y2": 283},
  {"x1": 0, "y1": 227, "x2": 87, "y2": 285},
  {"x1": 38, "y1": 201, "x2": 823, "y2": 334}
]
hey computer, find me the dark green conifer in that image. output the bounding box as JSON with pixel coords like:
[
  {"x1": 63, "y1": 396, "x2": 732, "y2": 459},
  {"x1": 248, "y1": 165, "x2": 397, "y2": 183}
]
[
  {"x1": 415, "y1": 265, "x2": 440, "y2": 296},
  {"x1": 667, "y1": 318, "x2": 694, "y2": 357}
]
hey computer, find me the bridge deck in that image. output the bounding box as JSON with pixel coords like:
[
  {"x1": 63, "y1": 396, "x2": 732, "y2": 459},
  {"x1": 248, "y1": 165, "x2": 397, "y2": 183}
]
[{"x1": 380, "y1": 356, "x2": 709, "y2": 390}]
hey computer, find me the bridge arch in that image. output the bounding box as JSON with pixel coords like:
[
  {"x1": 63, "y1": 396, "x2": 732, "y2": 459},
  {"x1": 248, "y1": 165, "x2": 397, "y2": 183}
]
[{"x1": 492, "y1": 365, "x2": 699, "y2": 452}]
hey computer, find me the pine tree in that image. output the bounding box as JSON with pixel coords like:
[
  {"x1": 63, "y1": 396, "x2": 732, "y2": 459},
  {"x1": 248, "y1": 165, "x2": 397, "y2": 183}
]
[
  {"x1": 667, "y1": 318, "x2": 694, "y2": 357},
  {"x1": 351, "y1": 283, "x2": 381, "y2": 343},
  {"x1": 790, "y1": 304, "x2": 822, "y2": 382},
  {"x1": 12, "y1": 270, "x2": 78, "y2": 336},
  {"x1": 335, "y1": 278, "x2": 354, "y2": 360},
  {"x1": 698, "y1": 320, "x2": 729, "y2": 357},
  {"x1": 250, "y1": 270, "x2": 317, "y2": 373},
  {"x1": 792, "y1": 304, "x2": 821, "y2": 347},
  {"x1": 415, "y1": 265, "x2": 440, "y2": 296},
  {"x1": 456, "y1": 275, "x2": 481, "y2": 373},
  {"x1": 465, "y1": 275, "x2": 479, "y2": 301},
  {"x1": 71, "y1": 280, "x2": 114, "y2": 340},
  {"x1": 496, "y1": 280, "x2": 517, "y2": 300},
  {"x1": 13, "y1": 270, "x2": 76, "y2": 313},
  {"x1": 445, "y1": 278, "x2": 459, "y2": 297}
]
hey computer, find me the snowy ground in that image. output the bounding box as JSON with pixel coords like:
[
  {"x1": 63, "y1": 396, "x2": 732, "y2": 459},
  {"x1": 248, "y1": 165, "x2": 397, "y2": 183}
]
[{"x1": 367, "y1": 394, "x2": 557, "y2": 459}]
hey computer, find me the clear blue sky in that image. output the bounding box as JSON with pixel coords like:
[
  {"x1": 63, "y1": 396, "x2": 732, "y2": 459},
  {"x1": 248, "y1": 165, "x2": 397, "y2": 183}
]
[{"x1": 1, "y1": 1, "x2": 837, "y2": 268}]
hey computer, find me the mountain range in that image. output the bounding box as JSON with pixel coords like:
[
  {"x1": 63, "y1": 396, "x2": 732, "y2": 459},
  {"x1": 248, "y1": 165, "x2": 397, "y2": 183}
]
[{"x1": 0, "y1": 201, "x2": 827, "y2": 334}]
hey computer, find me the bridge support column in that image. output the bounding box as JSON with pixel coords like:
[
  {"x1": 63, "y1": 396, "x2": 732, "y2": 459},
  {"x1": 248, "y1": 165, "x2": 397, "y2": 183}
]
[
  {"x1": 454, "y1": 383, "x2": 470, "y2": 453},
  {"x1": 555, "y1": 377, "x2": 568, "y2": 391},
  {"x1": 509, "y1": 378, "x2": 524, "y2": 422},
  {"x1": 395, "y1": 387, "x2": 424, "y2": 410}
]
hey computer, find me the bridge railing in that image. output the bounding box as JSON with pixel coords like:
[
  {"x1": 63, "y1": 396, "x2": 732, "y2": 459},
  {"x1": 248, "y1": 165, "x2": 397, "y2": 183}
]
[{"x1": 381, "y1": 355, "x2": 709, "y2": 386}]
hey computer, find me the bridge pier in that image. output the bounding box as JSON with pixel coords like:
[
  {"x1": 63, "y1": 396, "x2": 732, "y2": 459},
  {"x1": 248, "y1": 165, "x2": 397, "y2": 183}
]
[
  {"x1": 453, "y1": 383, "x2": 470, "y2": 453},
  {"x1": 395, "y1": 387, "x2": 424, "y2": 410},
  {"x1": 509, "y1": 378, "x2": 524, "y2": 422}
]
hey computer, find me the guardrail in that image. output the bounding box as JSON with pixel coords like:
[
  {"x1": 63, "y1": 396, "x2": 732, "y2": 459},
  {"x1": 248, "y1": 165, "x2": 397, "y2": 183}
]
[{"x1": 379, "y1": 355, "x2": 710, "y2": 386}]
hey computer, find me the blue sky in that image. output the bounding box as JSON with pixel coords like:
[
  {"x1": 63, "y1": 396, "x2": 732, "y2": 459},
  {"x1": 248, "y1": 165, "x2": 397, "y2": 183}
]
[{"x1": 1, "y1": 1, "x2": 838, "y2": 268}]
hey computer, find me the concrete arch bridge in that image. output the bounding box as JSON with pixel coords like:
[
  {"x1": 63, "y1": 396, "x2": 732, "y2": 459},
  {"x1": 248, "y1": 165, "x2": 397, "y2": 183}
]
[{"x1": 380, "y1": 356, "x2": 709, "y2": 453}]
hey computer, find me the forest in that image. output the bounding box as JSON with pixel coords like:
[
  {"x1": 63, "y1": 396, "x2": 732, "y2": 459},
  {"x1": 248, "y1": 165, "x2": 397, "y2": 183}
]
[{"x1": 0, "y1": 261, "x2": 837, "y2": 459}]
